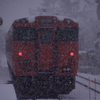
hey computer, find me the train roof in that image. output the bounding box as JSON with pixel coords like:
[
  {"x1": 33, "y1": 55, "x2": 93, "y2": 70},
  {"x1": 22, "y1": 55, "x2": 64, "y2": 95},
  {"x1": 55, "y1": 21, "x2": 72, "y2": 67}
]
[{"x1": 14, "y1": 14, "x2": 78, "y2": 24}]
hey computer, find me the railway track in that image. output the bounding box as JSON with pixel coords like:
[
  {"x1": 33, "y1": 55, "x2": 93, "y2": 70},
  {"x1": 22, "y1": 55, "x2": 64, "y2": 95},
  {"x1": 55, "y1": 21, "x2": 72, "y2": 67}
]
[{"x1": 76, "y1": 75, "x2": 100, "y2": 94}]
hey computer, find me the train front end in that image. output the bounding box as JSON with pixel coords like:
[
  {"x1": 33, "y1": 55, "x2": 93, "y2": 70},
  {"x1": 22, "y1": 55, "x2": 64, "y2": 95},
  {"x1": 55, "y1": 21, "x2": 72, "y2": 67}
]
[{"x1": 6, "y1": 16, "x2": 78, "y2": 99}]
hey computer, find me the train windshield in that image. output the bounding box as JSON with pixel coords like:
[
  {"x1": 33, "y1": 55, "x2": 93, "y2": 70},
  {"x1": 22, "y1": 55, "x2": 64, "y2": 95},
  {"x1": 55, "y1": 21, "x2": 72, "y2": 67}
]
[
  {"x1": 57, "y1": 27, "x2": 78, "y2": 41},
  {"x1": 40, "y1": 30, "x2": 52, "y2": 44},
  {"x1": 13, "y1": 27, "x2": 36, "y2": 41}
]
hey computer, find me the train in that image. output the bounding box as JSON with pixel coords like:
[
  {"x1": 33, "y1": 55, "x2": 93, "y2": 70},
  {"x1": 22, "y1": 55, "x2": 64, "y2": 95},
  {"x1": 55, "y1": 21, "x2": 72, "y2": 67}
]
[{"x1": 6, "y1": 15, "x2": 79, "y2": 100}]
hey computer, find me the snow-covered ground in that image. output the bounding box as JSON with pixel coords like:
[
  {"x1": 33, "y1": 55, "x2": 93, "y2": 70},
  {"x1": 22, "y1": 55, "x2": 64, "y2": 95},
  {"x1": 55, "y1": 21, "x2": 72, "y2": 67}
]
[
  {"x1": 0, "y1": 54, "x2": 100, "y2": 100},
  {"x1": 0, "y1": 84, "x2": 17, "y2": 100},
  {"x1": 0, "y1": 53, "x2": 8, "y2": 68}
]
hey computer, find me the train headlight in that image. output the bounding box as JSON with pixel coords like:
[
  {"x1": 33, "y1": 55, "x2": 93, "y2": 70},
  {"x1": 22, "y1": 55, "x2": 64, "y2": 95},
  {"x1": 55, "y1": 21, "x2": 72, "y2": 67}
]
[
  {"x1": 66, "y1": 19, "x2": 72, "y2": 24},
  {"x1": 18, "y1": 60, "x2": 24, "y2": 67},
  {"x1": 66, "y1": 68, "x2": 71, "y2": 72},
  {"x1": 62, "y1": 67, "x2": 71, "y2": 72},
  {"x1": 20, "y1": 18, "x2": 28, "y2": 25}
]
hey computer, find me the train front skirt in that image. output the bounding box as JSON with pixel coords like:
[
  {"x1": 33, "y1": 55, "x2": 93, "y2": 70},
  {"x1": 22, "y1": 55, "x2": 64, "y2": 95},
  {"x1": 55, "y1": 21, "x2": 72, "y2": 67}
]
[{"x1": 14, "y1": 75, "x2": 75, "y2": 99}]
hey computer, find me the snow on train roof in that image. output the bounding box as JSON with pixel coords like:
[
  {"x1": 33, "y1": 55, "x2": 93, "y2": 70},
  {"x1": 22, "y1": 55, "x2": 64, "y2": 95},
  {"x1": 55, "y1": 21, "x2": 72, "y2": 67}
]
[
  {"x1": 27, "y1": 14, "x2": 78, "y2": 23},
  {"x1": 14, "y1": 14, "x2": 78, "y2": 23}
]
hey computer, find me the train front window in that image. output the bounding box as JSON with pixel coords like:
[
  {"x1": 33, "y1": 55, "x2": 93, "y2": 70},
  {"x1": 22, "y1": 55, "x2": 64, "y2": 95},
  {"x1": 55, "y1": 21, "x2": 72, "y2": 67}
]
[
  {"x1": 13, "y1": 27, "x2": 36, "y2": 41},
  {"x1": 57, "y1": 27, "x2": 78, "y2": 41},
  {"x1": 40, "y1": 30, "x2": 52, "y2": 44}
]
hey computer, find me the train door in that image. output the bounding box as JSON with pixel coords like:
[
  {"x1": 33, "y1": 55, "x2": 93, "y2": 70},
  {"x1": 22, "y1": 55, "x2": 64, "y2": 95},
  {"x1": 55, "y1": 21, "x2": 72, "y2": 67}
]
[{"x1": 36, "y1": 29, "x2": 56, "y2": 74}]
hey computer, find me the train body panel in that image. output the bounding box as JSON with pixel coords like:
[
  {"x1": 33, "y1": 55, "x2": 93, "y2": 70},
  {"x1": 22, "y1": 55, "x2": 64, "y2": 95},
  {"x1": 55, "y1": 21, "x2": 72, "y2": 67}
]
[
  {"x1": 57, "y1": 41, "x2": 78, "y2": 76},
  {"x1": 13, "y1": 41, "x2": 36, "y2": 76}
]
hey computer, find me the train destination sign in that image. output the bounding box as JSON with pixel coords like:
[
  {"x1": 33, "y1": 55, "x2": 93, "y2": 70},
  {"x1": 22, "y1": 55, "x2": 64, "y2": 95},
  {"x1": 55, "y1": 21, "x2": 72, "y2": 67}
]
[{"x1": 38, "y1": 18, "x2": 54, "y2": 24}]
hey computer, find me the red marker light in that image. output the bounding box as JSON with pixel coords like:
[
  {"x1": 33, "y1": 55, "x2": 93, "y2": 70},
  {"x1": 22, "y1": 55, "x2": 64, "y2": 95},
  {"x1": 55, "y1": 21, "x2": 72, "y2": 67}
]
[
  {"x1": 70, "y1": 52, "x2": 74, "y2": 56},
  {"x1": 18, "y1": 52, "x2": 23, "y2": 56}
]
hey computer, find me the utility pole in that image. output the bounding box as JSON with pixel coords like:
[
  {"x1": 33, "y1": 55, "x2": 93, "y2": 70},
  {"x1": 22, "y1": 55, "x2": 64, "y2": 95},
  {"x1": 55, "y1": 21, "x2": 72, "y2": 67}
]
[
  {"x1": 53, "y1": 0, "x2": 56, "y2": 14},
  {"x1": 96, "y1": 0, "x2": 100, "y2": 20},
  {"x1": 0, "y1": 17, "x2": 3, "y2": 26},
  {"x1": 0, "y1": 17, "x2": 3, "y2": 67}
]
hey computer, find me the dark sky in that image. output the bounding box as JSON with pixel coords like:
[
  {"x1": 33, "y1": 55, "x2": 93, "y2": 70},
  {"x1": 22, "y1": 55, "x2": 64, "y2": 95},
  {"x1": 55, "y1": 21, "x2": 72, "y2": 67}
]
[{"x1": 0, "y1": 0, "x2": 43, "y2": 31}]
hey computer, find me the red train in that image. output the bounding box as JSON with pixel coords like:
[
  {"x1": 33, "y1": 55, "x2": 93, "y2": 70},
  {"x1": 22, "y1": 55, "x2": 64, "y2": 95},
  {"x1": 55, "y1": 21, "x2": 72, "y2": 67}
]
[{"x1": 6, "y1": 15, "x2": 79, "y2": 100}]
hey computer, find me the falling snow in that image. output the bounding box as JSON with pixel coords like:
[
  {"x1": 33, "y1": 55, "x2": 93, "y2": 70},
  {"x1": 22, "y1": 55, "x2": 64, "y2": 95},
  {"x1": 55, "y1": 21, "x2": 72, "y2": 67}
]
[{"x1": 0, "y1": 0, "x2": 100, "y2": 100}]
